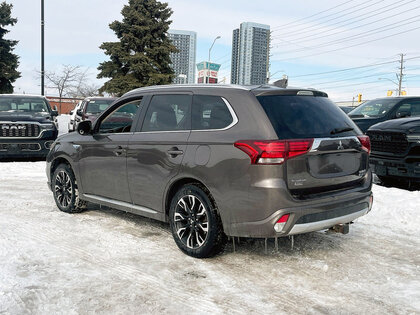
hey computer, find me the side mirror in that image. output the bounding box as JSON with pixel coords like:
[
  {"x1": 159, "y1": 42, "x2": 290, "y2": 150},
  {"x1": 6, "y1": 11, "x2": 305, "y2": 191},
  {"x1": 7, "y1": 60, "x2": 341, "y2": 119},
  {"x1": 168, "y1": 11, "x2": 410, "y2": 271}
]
[
  {"x1": 77, "y1": 120, "x2": 92, "y2": 135},
  {"x1": 51, "y1": 110, "x2": 59, "y2": 117},
  {"x1": 69, "y1": 110, "x2": 74, "y2": 115},
  {"x1": 396, "y1": 111, "x2": 410, "y2": 118},
  {"x1": 76, "y1": 109, "x2": 83, "y2": 116}
]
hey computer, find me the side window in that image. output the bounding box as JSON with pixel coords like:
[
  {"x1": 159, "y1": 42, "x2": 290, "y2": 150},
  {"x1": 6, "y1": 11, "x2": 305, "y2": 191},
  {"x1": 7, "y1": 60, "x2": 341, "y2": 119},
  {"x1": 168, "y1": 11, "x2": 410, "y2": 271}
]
[
  {"x1": 99, "y1": 99, "x2": 142, "y2": 134},
  {"x1": 395, "y1": 103, "x2": 411, "y2": 117},
  {"x1": 141, "y1": 94, "x2": 191, "y2": 132},
  {"x1": 192, "y1": 95, "x2": 233, "y2": 130}
]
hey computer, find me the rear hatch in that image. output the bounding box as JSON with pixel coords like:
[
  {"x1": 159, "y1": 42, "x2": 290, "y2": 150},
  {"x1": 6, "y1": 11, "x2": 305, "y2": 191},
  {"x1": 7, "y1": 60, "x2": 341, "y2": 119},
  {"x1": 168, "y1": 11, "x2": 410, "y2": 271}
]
[{"x1": 256, "y1": 93, "x2": 370, "y2": 199}]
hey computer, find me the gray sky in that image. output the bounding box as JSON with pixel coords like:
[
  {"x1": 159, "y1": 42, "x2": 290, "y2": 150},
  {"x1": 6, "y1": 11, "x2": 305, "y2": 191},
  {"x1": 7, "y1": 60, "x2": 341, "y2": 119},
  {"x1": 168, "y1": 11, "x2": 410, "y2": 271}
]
[{"x1": 6, "y1": 0, "x2": 420, "y2": 100}]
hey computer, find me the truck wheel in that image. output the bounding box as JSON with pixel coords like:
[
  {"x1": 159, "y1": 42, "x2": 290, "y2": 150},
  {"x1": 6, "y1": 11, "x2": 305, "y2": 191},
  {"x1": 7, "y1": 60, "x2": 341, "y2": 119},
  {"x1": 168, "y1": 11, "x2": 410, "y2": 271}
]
[
  {"x1": 52, "y1": 163, "x2": 87, "y2": 213},
  {"x1": 169, "y1": 184, "x2": 226, "y2": 258}
]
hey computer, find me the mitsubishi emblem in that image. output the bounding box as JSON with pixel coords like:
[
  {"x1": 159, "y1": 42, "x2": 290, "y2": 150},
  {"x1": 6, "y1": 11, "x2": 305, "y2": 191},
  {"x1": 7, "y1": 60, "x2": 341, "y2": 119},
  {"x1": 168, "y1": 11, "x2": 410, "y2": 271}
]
[{"x1": 337, "y1": 140, "x2": 344, "y2": 150}]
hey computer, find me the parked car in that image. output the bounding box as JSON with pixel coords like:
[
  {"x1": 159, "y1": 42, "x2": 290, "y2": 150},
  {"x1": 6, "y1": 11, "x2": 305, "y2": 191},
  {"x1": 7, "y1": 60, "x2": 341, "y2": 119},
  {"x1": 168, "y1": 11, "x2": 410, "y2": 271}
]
[
  {"x1": 68, "y1": 97, "x2": 117, "y2": 132},
  {"x1": 0, "y1": 94, "x2": 58, "y2": 159},
  {"x1": 367, "y1": 117, "x2": 420, "y2": 184},
  {"x1": 348, "y1": 97, "x2": 420, "y2": 133},
  {"x1": 46, "y1": 84, "x2": 373, "y2": 258},
  {"x1": 67, "y1": 100, "x2": 82, "y2": 132}
]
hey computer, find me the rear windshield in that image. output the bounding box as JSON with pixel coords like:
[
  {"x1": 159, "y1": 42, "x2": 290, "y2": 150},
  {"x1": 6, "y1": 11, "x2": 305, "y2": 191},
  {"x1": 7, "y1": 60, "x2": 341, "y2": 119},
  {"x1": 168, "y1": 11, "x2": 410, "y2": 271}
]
[
  {"x1": 257, "y1": 95, "x2": 360, "y2": 139},
  {"x1": 85, "y1": 99, "x2": 114, "y2": 114},
  {"x1": 348, "y1": 98, "x2": 399, "y2": 118},
  {"x1": 0, "y1": 96, "x2": 50, "y2": 113}
]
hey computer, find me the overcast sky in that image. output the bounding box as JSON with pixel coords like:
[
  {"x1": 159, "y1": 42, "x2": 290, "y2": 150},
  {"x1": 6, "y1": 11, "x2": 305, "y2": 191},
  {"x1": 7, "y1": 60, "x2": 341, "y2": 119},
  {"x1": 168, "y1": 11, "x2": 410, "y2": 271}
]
[{"x1": 6, "y1": 0, "x2": 420, "y2": 101}]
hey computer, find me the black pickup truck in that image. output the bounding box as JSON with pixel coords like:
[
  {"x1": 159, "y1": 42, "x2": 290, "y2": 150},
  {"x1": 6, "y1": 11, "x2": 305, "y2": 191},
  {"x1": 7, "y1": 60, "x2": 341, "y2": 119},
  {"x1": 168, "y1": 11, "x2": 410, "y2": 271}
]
[
  {"x1": 367, "y1": 117, "x2": 420, "y2": 184},
  {"x1": 0, "y1": 94, "x2": 59, "y2": 159}
]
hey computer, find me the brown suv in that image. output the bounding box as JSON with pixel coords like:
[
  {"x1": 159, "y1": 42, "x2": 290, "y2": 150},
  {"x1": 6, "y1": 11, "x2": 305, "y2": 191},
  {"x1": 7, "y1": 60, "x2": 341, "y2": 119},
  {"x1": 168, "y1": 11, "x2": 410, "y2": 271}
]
[{"x1": 47, "y1": 84, "x2": 373, "y2": 258}]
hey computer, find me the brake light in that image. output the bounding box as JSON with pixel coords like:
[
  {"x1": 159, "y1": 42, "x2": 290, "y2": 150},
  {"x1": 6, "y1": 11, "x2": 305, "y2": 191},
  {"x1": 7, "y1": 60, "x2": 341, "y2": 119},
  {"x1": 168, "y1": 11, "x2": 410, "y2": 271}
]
[
  {"x1": 234, "y1": 139, "x2": 313, "y2": 164},
  {"x1": 357, "y1": 135, "x2": 371, "y2": 154}
]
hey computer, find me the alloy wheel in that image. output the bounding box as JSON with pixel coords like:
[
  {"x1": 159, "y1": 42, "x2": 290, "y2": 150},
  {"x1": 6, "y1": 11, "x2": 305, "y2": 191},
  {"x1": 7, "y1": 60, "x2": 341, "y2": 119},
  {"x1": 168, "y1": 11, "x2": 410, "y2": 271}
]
[
  {"x1": 54, "y1": 170, "x2": 73, "y2": 208},
  {"x1": 174, "y1": 195, "x2": 209, "y2": 249}
]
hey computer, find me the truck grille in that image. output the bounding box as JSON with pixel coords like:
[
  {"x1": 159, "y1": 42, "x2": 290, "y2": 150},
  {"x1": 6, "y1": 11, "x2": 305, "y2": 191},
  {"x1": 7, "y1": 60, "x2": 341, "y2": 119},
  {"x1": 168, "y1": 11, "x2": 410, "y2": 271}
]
[
  {"x1": 367, "y1": 131, "x2": 408, "y2": 154},
  {"x1": 0, "y1": 123, "x2": 41, "y2": 138}
]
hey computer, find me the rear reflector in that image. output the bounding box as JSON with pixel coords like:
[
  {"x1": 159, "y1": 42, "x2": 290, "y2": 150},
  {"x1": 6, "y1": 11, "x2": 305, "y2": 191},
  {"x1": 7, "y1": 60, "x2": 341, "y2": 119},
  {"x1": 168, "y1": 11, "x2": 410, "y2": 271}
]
[
  {"x1": 274, "y1": 214, "x2": 290, "y2": 232},
  {"x1": 235, "y1": 139, "x2": 313, "y2": 165},
  {"x1": 357, "y1": 135, "x2": 371, "y2": 154}
]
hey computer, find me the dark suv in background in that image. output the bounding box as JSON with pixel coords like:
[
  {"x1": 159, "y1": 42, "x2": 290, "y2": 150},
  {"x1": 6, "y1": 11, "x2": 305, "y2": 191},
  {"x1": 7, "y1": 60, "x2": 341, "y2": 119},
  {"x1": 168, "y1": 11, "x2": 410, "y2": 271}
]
[
  {"x1": 68, "y1": 97, "x2": 116, "y2": 132},
  {"x1": 348, "y1": 97, "x2": 420, "y2": 133},
  {"x1": 0, "y1": 94, "x2": 58, "y2": 159},
  {"x1": 47, "y1": 84, "x2": 373, "y2": 258}
]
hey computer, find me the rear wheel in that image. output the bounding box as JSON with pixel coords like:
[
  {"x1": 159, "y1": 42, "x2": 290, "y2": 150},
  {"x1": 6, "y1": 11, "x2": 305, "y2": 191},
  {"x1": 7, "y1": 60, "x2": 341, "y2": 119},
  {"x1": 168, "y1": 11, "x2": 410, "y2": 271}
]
[
  {"x1": 169, "y1": 184, "x2": 226, "y2": 258},
  {"x1": 52, "y1": 163, "x2": 87, "y2": 213}
]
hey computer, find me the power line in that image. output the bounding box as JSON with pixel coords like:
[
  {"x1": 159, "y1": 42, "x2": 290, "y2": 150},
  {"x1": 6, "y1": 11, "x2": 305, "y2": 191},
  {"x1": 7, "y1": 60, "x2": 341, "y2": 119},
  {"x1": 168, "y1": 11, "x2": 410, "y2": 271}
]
[
  {"x1": 271, "y1": 0, "x2": 356, "y2": 31},
  {"x1": 272, "y1": 15, "x2": 420, "y2": 55},
  {"x1": 272, "y1": 0, "x2": 383, "y2": 36},
  {"x1": 287, "y1": 3, "x2": 420, "y2": 45},
  {"x1": 272, "y1": 27, "x2": 420, "y2": 62}
]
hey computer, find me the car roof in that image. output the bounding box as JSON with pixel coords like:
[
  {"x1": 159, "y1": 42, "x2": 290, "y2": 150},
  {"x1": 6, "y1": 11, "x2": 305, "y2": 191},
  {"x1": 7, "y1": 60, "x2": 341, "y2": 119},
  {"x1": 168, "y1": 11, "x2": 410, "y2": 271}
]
[
  {"x1": 0, "y1": 94, "x2": 47, "y2": 99},
  {"x1": 124, "y1": 84, "x2": 328, "y2": 97},
  {"x1": 84, "y1": 96, "x2": 117, "y2": 101}
]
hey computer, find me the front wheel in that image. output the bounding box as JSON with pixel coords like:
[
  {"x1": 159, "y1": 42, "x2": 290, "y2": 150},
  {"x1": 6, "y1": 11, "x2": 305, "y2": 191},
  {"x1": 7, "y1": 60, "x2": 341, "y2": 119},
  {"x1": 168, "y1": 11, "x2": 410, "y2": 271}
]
[
  {"x1": 169, "y1": 184, "x2": 226, "y2": 258},
  {"x1": 52, "y1": 163, "x2": 86, "y2": 213}
]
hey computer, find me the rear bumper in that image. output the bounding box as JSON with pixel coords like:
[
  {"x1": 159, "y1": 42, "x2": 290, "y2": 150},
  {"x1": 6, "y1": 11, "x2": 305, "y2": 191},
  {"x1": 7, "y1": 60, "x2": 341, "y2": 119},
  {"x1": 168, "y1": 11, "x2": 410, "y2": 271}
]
[
  {"x1": 370, "y1": 155, "x2": 420, "y2": 181},
  {"x1": 226, "y1": 193, "x2": 372, "y2": 238}
]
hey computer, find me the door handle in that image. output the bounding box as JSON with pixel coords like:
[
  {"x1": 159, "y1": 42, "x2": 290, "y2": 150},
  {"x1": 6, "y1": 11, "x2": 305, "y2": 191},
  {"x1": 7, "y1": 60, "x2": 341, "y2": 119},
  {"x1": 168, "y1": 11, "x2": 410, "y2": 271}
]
[
  {"x1": 113, "y1": 146, "x2": 126, "y2": 156},
  {"x1": 167, "y1": 147, "x2": 183, "y2": 157}
]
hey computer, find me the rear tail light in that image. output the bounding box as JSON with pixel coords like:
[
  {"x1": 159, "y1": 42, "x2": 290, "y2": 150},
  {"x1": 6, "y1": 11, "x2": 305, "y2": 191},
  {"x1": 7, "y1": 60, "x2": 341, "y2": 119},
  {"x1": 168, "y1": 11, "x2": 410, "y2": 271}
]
[
  {"x1": 274, "y1": 214, "x2": 290, "y2": 232},
  {"x1": 357, "y1": 135, "x2": 371, "y2": 154},
  {"x1": 234, "y1": 139, "x2": 313, "y2": 165}
]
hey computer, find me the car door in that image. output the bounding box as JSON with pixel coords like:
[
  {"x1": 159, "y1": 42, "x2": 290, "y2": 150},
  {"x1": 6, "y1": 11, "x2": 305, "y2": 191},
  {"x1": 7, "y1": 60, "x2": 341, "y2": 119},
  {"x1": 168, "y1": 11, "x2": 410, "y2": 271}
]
[
  {"x1": 127, "y1": 93, "x2": 192, "y2": 212},
  {"x1": 77, "y1": 97, "x2": 144, "y2": 202}
]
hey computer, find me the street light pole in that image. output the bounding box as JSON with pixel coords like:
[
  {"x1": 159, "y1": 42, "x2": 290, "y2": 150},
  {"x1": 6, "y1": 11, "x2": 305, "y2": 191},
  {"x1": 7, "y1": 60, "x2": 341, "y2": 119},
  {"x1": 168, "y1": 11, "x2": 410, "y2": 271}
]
[
  {"x1": 208, "y1": 36, "x2": 220, "y2": 84},
  {"x1": 41, "y1": 0, "x2": 45, "y2": 96}
]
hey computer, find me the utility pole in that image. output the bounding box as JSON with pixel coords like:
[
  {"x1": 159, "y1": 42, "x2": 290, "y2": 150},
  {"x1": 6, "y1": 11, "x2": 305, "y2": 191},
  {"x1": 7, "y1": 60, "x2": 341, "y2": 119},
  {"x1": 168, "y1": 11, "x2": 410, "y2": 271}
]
[
  {"x1": 397, "y1": 53, "x2": 405, "y2": 96},
  {"x1": 41, "y1": 0, "x2": 45, "y2": 96}
]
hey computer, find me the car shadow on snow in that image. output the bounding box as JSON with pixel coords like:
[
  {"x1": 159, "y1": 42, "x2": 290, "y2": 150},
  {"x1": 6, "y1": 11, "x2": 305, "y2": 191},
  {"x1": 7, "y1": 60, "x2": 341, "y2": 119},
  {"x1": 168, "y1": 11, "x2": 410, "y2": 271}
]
[{"x1": 81, "y1": 203, "x2": 348, "y2": 257}]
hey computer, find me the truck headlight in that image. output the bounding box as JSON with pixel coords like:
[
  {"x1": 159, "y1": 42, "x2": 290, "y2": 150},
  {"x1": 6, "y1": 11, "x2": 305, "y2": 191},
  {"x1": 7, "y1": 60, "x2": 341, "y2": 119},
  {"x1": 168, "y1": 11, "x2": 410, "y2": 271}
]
[
  {"x1": 407, "y1": 134, "x2": 420, "y2": 142},
  {"x1": 40, "y1": 123, "x2": 56, "y2": 130}
]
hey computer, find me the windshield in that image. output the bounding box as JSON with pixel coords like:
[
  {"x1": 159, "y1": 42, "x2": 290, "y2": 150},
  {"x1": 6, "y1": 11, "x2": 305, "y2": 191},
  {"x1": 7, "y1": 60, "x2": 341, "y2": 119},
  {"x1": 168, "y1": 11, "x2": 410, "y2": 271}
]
[
  {"x1": 348, "y1": 99, "x2": 399, "y2": 118},
  {"x1": 257, "y1": 95, "x2": 360, "y2": 139},
  {"x1": 85, "y1": 100, "x2": 114, "y2": 114},
  {"x1": 0, "y1": 96, "x2": 50, "y2": 113}
]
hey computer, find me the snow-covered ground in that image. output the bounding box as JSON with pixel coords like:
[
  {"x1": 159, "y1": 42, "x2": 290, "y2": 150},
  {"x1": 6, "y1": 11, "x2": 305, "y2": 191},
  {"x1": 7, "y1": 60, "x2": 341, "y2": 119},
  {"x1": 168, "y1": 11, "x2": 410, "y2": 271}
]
[{"x1": 0, "y1": 116, "x2": 419, "y2": 314}]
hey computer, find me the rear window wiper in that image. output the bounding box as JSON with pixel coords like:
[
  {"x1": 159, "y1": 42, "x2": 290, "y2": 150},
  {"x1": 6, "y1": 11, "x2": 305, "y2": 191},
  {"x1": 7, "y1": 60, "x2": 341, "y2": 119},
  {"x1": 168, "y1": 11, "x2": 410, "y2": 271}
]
[{"x1": 330, "y1": 127, "x2": 354, "y2": 135}]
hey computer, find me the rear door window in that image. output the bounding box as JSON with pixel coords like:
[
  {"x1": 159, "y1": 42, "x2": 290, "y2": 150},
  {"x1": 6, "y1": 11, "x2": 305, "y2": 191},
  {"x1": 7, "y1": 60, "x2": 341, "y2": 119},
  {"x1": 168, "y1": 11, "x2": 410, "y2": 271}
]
[
  {"x1": 257, "y1": 95, "x2": 360, "y2": 139},
  {"x1": 141, "y1": 94, "x2": 191, "y2": 132},
  {"x1": 192, "y1": 95, "x2": 233, "y2": 130}
]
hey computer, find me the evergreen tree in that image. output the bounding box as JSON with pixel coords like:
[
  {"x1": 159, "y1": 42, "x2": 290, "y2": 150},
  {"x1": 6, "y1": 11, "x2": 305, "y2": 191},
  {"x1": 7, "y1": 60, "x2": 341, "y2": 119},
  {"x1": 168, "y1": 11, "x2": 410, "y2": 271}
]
[
  {"x1": 0, "y1": 1, "x2": 20, "y2": 93},
  {"x1": 97, "y1": 0, "x2": 177, "y2": 96}
]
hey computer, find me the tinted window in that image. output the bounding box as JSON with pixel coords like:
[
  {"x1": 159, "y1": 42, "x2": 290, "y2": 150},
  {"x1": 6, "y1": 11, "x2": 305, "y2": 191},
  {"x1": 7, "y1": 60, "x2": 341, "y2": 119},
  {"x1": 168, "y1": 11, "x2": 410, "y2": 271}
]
[
  {"x1": 0, "y1": 97, "x2": 49, "y2": 112},
  {"x1": 192, "y1": 95, "x2": 233, "y2": 130},
  {"x1": 86, "y1": 99, "x2": 115, "y2": 114},
  {"x1": 99, "y1": 100, "x2": 142, "y2": 133},
  {"x1": 348, "y1": 99, "x2": 399, "y2": 118},
  {"x1": 142, "y1": 94, "x2": 191, "y2": 132},
  {"x1": 395, "y1": 100, "x2": 420, "y2": 117},
  {"x1": 257, "y1": 95, "x2": 360, "y2": 139}
]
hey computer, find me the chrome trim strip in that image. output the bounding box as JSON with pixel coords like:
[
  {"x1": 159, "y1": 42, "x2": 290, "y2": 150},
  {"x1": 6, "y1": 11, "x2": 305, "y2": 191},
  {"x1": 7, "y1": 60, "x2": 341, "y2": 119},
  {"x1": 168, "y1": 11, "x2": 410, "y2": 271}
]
[
  {"x1": 0, "y1": 121, "x2": 47, "y2": 139},
  {"x1": 287, "y1": 208, "x2": 368, "y2": 235},
  {"x1": 83, "y1": 194, "x2": 158, "y2": 214},
  {"x1": 133, "y1": 130, "x2": 190, "y2": 134},
  {"x1": 0, "y1": 142, "x2": 42, "y2": 151},
  {"x1": 190, "y1": 97, "x2": 239, "y2": 132},
  {"x1": 310, "y1": 136, "x2": 360, "y2": 152}
]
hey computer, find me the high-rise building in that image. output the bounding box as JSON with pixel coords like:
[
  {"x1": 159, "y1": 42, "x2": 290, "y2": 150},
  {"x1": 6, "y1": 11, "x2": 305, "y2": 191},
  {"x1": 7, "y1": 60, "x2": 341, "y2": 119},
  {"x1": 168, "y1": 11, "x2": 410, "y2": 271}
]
[
  {"x1": 168, "y1": 30, "x2": 197, "y2": 84},
  {"x1": 230, "y1": 22, "x2": 270, "y2": 85}
]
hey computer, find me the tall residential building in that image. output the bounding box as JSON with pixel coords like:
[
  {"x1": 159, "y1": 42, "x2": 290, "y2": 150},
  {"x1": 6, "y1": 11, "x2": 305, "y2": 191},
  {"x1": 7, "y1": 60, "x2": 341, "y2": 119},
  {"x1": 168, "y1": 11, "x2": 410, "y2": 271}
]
[
  {"x1": 230, "y1": 22, "x2": 270, "y2": 85},
  {"x1": 168, "y1": 30, "x2": 197, "y2": 84}
]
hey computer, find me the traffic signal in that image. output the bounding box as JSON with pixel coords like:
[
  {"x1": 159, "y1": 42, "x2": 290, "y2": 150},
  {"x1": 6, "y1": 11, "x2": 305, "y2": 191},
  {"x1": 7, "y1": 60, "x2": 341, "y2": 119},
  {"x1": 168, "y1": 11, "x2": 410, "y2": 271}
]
[
  {"x1": 358, "y1": 94, "x2": 362, "y2": 102},
  {"x1": 401, "y1": 90, "x2": 407, "y2": 96},
  {"x1": 387, "y1": 90, "x2": 393, "y2": 96}
]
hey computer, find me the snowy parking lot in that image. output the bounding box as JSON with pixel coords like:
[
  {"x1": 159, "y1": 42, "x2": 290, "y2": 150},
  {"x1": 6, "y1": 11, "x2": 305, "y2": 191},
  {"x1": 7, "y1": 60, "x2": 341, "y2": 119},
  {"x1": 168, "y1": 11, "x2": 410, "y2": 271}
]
[
  {"x1": 1, "y1": 163, "x2": 419, "y2": 314},
  {"x1": 0, "y1": 116, "x2": 419, "y2": 314}
]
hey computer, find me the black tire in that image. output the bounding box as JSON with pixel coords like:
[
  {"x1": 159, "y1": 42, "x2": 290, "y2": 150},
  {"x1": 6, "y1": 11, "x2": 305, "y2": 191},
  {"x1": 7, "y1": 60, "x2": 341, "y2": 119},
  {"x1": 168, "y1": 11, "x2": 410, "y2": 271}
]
[
  {"x1": 52, "y1": 163, "x2": 87, "y2": 213},
  {"x1": 169, "y1": 183, "x2": 227, "y2": 258}
]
